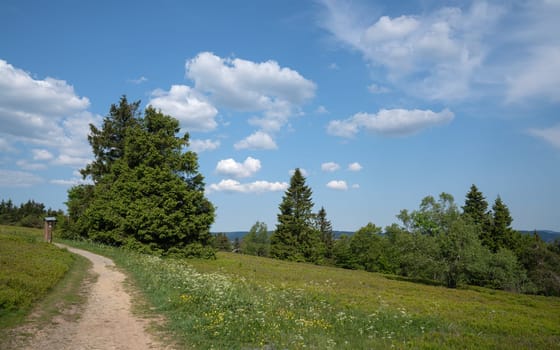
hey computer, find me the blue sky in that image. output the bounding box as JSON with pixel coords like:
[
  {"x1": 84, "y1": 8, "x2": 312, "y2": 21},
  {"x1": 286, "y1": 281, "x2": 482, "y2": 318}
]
[{"x1": 1, "y1": 0, "x2": 559, "y2": 232}]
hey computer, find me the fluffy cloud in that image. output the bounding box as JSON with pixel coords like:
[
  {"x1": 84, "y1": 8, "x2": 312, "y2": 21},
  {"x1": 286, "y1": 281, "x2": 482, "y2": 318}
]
[
  {"x1": 321, "y1": 162, "x2": 340, "y2": 172},
  {"x1": 0, "y1": 60, "x2": 90, "y2": 140},
  {"x1": 318, "y1": 1, "x2": 502, "y2": 101},
  {"x1": 32, "y1": 149, "x2": 54, "y2": 161},
  {"x1": 326, "y1": 180, "x2": 348, "y2": 190},
  {"x1": 190, "y1": 139, "x2": 221, "y2": 153},
  {"x1": 207, "y1": 179, "x2": 288, "y2": 194},
  {"x1": 0, "y1": 60, "x2": 98, "y2": 168},
  {"x1": 327, "y1": 108, "x2": 454, "y2": 138},
  {"x1": 528, "y1": 124, "x2": 560, "y2": 149},
  {"x1": 0, "y1": 170, "x2": 43, "y2": 187},
  {"x1": 186, "y1": 52, "x2": 316, "y2": 132},
  {"x1": 319, "y1": 1, "x2": 560, "y2": 103},
  {"x1": 216, "y1": 157, "x2": 261, "y2": 178},
  {"x1": 348, "y1": 162, "x2": 362, "y2": 171},
  {"x1": 234, "y1": 131, "x2": 278, "y2": 150},
  {"x1": 149, "y1": 85, "x2": 218, "y2": 132}
]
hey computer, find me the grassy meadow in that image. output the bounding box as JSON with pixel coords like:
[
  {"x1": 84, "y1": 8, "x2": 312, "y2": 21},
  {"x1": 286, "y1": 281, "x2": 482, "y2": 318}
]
[
  {"x1": 61, "y1": 239, "x2": 560, "y2": 349},
  {"x1": 0, "y1": 225, "x2": 85, "y2": 331}
]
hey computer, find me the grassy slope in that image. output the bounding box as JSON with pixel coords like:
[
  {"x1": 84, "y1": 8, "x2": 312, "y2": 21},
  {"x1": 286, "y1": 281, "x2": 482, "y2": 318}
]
[
  {"x1": 59, "y1": 238, "x2": 560, "y2": 349},
  {"x1": 0, "y1": 226, "x2": 91, "y2": 335},
  {"x1": 189, "y1": 252, "x2": 560, "y2": 349}
]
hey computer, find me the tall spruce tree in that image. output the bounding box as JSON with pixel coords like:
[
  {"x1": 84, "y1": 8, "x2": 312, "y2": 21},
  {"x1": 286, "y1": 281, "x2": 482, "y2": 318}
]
[
  {"x1": 462, "y1": 185, "x2": 489, "y2": 225},
  {"x1": 81, "y1": 96, "x2": 141, "y2": 182},
  {"x1": 316, "y1": 207, "x2": 334, "y2": 258},
  {"x1": 67, "y1": 97, "x2": 215, "y2": 256},
  {"x1": 462, "y1": 184, "x2": 492, "y2": 248},
  {"x1": 270, "y1": 168, "x2": 323, "y2": 262},
  {"x1": 489, "y1": 196, "x2": 515, "y2": 252}
]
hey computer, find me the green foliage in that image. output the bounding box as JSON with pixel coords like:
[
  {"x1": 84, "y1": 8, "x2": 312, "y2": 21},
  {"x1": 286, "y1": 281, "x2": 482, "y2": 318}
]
[
  {"x1": 487, "y1": 196, "x2": 516, "y2": 252},
  {"x1": 348, "y1": 223, "x2": 387, "y2": 272},
  {"x1": 271, "y1": 169, "x2": 324, "y2": 263},
  {"x1": 517, "y1": 234, "x2": 560, "y2": 296},
  {"x1": 437, "y1": 217, "x2": 489, "y2": 288},
  {"x1": 213, "y1": 233, "x2": 232, "y2": 252},
  {"x1": 60, "y1": 184, "x2": 94, "y2": 239},
  {"x1": 0, "y1": 199, "x2": 63, "y2": 229},
  {"x1": 65, "y1": 97, "x2": 215, "y2": 257},
  {"x1": 80, "y1": 96, "x2": 141, "y2": 182},
  {"x1": 0, "y1": 226, "x2": 74, "y2": 320},
  {"x1": 462, "y1": 184, "x2": 490, "y2": 227},
  {"x1": 241, "y1": 222, "x2": 270, "y2": 257},
  {"x1": 315, "y1": 207, "x2": 334, "y2": 259},
  {"x1": 385, "y1": 224, "x2": 442, "y2": 280}
]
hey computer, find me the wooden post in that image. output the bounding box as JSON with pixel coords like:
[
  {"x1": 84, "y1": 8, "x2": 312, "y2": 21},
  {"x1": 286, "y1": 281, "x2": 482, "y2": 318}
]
[{"x1": 44, "y1": 217, "x2": 56, "y2": 243}]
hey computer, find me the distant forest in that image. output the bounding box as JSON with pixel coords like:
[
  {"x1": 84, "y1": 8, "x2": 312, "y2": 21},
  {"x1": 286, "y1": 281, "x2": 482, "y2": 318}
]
[
  {"x1": 0, "y1": 198, "x2": 63, "y2": 228},
  {"x1": 213, "y1": 177, "x2": 560, "y2": 297}
]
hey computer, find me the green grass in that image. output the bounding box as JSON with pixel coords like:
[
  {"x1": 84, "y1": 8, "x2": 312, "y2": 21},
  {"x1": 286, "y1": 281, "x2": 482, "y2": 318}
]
[
  {"x1": 0, "y1": 225, "x2": 89, "y2": 334},
  {"x1": 60, "y1": 239, "x2": 560, "y2": 349}
]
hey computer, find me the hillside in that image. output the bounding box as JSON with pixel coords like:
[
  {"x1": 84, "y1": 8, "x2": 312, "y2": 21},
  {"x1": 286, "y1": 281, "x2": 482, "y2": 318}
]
[
  {"x1": 519, "y1": 230, "x2": 560, "y2": 243},
  {"x1": 63, "y1": 240, "x2": 560, "y2": 349}
]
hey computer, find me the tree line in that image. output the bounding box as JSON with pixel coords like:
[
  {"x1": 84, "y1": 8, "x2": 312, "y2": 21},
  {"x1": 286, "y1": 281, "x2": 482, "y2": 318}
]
[
  {"x1": 0, "y1": 199, "x2": 63, "y2": 228},
  {"x1": 224, "y1": 172, "x2": 560, "y2": 296},
  {"x1": 50, "y1": 95, "x2": 558, "y2": 295}
]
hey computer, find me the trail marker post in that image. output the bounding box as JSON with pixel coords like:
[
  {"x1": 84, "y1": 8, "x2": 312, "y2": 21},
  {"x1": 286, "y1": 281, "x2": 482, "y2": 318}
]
[{"x1": 44, "y1": 217, "x2": 57, "y2": 243}]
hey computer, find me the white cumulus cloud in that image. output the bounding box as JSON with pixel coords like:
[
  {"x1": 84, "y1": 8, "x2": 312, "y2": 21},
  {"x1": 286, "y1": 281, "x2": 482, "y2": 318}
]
[
  {"x1": 207, "y1": 179, "x2": 288, "y2": 194},
  {"x1": 327, "y1": 108, "x2": 454, "y2": 138},
  {"x1": 326, "y1": 180, "x2": 348, "y2": 190},
  {"x1": 321, "y1": 162, "x2": 340, "y2": 172},
  {"x1": 186, "y1": 52, "x2": 316, "y2": 132},
  {"x1": 149, "y1": 85, "x2": 218, "y2": 132},
  {"x1": 348, "y1": 162, "x2": 362, "y2": 171},
  {"x1": 0, "y1": 60, "x2": 99, "y2": 169},
  {"x1": 318, "y1": 1, "x2": 503, "y2": 101},
  {"x1": 190, "y1": 139, "x2": 220, "y2": 153},
  {"x1": 0, "y1": 60, "x2": 90, "y2": 140},
  {"x1": 234, "y1": 131, "x2": 278, "y2": 150},
  {"x1": 216, "y1": 157, "x2": 261, "y2": 178},
  {"x1": 32, "y1": 149, "x2": 54, "y2": 161}
]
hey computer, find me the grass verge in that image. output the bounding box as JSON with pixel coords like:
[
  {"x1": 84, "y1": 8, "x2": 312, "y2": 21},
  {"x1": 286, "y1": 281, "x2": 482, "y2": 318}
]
[
  {"x1": 60, "y1": 239, "x2": 560, "y2": 349},
  {"x1": 0, "y1": 226, "x2": 92, "y2": 348}
]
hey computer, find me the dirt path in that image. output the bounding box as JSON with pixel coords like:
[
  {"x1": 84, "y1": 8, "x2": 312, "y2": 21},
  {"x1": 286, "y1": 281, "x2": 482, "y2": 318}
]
[{"x1": 19, "y1": 245, "x2": 171, "y2": 350}]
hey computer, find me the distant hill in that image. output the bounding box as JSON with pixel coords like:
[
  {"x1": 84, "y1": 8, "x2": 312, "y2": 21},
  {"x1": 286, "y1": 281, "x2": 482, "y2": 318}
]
[
  {"x1": 519, "y1": 230, "x2": 560, "y2": 243},
  {"x1": 214, "y1": 230, "x2": 356, "y2": 241},
  {"x1": 215, "y1": 230, "x2": 560, "y2": 243}
]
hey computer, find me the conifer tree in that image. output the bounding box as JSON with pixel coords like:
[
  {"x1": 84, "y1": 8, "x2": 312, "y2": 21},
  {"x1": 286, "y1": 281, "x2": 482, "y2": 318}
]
[
  {"x1": 490, "y1": 196, "x2": 515, "y2": 252},
  {"x1": 67, "y1": 97, "x2": 215, "y2": 256},
  {"x1": 81, "y1": 96, "x2": 141, "y2": 182},
  {"x1": 316, "y1": 207, "x2": 334, "y2": 258},
  {"x1": 270, "y1": 168, "x2": 323, "y2": 262},
  {"x1": 462, "y1": 184, "x2": 493, "y2": 248},
  {"x1": 462, "y1": 184, "x2": 489, "y2": 226}
]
